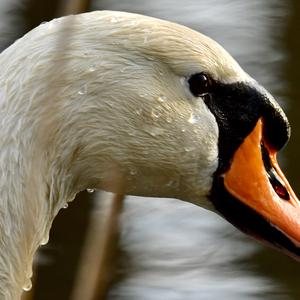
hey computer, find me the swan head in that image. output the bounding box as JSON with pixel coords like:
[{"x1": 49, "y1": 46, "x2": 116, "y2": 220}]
[{"x1": 1, "y1": 11, "x2": 300, "y2": 265}]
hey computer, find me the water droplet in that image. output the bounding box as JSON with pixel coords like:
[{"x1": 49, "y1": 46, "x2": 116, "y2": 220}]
[
  {"x1": 157, "y1": 95, "x2": 167, "y2": 103},
  {"x1": 130, "y1": 168, "x2": 137, "y2": 175},
  {"x1": 88, "y1": 64, "x2": 96, "y2": 72},
  {"x1": 78, "y1": 85, "x2": 87, "y2": 95},
  {"x1": 184, "y1": 145, "x2": 196, "y2": 152},
  {"x1": 166, "y1": 116, "x2": 172, "y2": 123},
  {"x1": 63, "y1": 203, "x2": 68, "y2": 209},
  {"x1": 87, "y1": 188, "x2": 95, "y2": 194},
  {"x1": 139, "y1": 93, "x2": 148, "y2": 98},
  {"x1": 181, "y1": 128, "x2": 186, "y2": 133},
  {"x1": 144, "y1": 125, "x2": 165, "y2": 137},
  {"x1": 180, "y1": 77, "x2": 186, "y2": 85},
  {"x1": 188, "y1": 113, "x2": 201, "y2": 124},
  {"x1": 112, "y1": 41, "x2": 121, "y2": 46},
  {"x1": 166, "y1": 180, "x2": 179, "y2": 188},
  {"x1": 135, "y1": 108, "x2": 143, "y2": 115},
  {"x1": 129, "y1": 20, "x2": 139, "y2": 26},
  {"x1": 40, "y1": 239, "x2": 49, "y2": 246},
  {"x1": 47, "y1": 23, "x2": 54, "y2": 31},
  {"x1": 110, "y1": 17, "x2": 118, "y2": 23},
  {"x1": 151, "y1": 108, "x2": 162, "y2": 120},
  {"x1": 22, "y1": 279, "x2": 32, "y2": 292},
  {"x1": 128, "y1": 130, "x2": 135, "y2": 136},
  {"x1": 108, "y1": 101, "x2": 115, "y2": 108},
  {"x1": 40, "y1": 233, "x2": 49, "y2": 246}
]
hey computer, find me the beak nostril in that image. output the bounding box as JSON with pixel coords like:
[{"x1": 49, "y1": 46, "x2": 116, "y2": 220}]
[
  {"x1": 267, "y1": 169, "x2": 290, "y2": 201},
  {"x1": 261, "y1": 143, "x2": 290, "y2": 201}
]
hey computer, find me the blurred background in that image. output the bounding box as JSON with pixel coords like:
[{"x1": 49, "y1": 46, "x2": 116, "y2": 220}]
[{"x1": 1, "y1": 0, "x2": 300, "y2": 299}]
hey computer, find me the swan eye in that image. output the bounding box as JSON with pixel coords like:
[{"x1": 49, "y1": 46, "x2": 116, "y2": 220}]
[{"x1": 188, "y1": 73, "x2": 211, "y2": 97}]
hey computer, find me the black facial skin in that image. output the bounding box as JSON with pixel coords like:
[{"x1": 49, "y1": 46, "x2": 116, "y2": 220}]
[
  {"x1": 188, "y1": 74, "x2": 299, "y2": 257},
  {"x1": 201, "y1": 80, "x2": 290, "y2": 175},
  {"x1": 188, "y1": 74, "x2": 290, "y2": 174}
]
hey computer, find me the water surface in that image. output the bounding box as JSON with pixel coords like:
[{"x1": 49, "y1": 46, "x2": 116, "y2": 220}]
[{"x1": 1, "y1": 0, "x2": 300, "y2": 299}]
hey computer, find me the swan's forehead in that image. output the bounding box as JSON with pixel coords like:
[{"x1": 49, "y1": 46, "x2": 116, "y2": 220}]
[
  {"x1": 136, "y1": 27, "x2": 248, "y2": 84},
  {"x1": 41, "y1": 11, "x2": 249, "y2": 84},
  {"x1": 83, "y1": 11, "x2": 250, "y2": 84}
]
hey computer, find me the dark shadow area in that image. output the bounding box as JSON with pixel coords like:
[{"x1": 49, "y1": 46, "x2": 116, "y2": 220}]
[
  {"x1": 33, "y1": 192, "x2": 93, "y2": 300},
  {"x1": 284, "y1": 1, "x2": 300, "y2": 195}
]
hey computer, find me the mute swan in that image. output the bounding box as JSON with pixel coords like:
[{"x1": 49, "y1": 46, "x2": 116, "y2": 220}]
[{"x1": 0, "y1": 10, "x2": 299, "y2": 299}]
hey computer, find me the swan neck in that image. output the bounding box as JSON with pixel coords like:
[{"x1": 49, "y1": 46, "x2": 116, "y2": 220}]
[{"x1": 0, "y1": 138, "x2": 75, "y2": 298}]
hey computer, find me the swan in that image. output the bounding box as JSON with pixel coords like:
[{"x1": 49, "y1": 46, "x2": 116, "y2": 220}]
[{"x1": 0, "y1": 10, "x2": 299, "y2": 299}]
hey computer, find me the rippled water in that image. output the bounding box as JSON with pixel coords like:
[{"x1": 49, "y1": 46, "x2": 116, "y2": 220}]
[
  {"x1": 111, "y1": 198, "x2": 277, "y2": 300},
  {"x1": 1, "y1": 0, "x2": 300, "y2": 299}
]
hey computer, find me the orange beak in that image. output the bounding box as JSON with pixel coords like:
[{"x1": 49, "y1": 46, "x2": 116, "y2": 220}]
[{"x1": 223, "y1": 118, "x2": 300, "y2": 255}]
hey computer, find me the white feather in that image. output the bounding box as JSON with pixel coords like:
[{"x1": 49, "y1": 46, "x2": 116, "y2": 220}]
[{"x1": 0, "y1": 11, "x2": 252, "y2": 299}]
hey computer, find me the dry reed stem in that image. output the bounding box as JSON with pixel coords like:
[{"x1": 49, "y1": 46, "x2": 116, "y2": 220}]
[
  {"x1": 58, "y1": 0, "x2": 91, "y2": 15},
  {"x1": 19, "y1": 0, "x2": 103, "y2": 299},
  {"x1": 71, "y1": 192, "x2": 125, "y2": 300}
]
